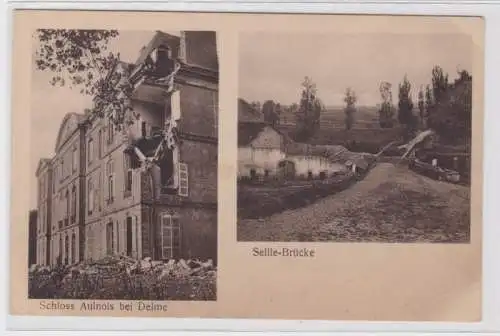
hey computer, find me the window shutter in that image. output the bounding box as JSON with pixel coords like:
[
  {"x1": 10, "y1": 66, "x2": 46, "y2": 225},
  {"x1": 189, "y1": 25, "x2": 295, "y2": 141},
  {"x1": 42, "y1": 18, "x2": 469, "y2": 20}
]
[
  {"x1": 179, "y1": 32, "x2": 186, "y2": 62},
  {"x1": 172, "y1": 217, "x2": 180, "y2": 257},
  {"x1": 161, "y1": 215, "x2": 173, "y2": 260},
  {"x1": 178, "y1": 163, "x2": 188, "y2": 197},
  {"x1": 171, "y1": 90, "x2": 181, "y2": 121}
]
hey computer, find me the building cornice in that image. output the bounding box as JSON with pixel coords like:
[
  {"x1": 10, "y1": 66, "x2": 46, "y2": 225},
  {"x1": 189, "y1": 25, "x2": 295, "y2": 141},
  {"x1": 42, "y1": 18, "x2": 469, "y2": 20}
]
[
  {"x1": 179, "y1": 132, "x2": 218, "y2": 145},
  {"x1": 142, "y1": 199, "x2": 217, "y2": 210}
]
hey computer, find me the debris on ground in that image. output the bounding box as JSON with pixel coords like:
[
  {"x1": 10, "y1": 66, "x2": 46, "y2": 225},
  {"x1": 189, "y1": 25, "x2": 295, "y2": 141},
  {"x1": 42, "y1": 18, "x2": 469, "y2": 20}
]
[
  {"x1": 238, "y1": 163, "x2": 470, "y2": 243},
  {"x1": 28, "y1": 256, "x2": 217, "y2": 300}
]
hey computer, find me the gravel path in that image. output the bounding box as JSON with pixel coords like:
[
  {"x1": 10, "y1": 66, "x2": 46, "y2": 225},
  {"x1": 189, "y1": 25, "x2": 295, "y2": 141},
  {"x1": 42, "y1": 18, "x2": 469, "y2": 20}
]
[{"x1": 237, "y1": 163, "x2": 470, "y2": 243}]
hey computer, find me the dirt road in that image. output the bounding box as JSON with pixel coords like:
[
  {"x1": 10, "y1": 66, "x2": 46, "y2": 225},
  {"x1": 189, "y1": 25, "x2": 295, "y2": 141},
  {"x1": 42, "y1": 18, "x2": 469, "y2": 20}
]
[{"x1": 237, "y1": 163, "x2": 470, "y2": 242}]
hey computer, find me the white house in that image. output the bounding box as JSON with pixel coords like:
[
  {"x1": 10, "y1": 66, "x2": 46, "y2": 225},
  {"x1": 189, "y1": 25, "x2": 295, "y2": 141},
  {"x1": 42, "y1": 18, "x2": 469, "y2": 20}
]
[
  {"x1": 286, "y1": 154, "x2": 347, "y2": 178},
  {"x1": 238, "y1": 122, "x2": 286, "y2": 177}
]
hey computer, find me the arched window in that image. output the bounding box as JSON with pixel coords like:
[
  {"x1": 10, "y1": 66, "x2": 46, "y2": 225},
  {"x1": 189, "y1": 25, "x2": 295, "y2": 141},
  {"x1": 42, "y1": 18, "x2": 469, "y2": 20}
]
[{"x1": 71, "y1": 233, "x2": 77, "y2": 264}]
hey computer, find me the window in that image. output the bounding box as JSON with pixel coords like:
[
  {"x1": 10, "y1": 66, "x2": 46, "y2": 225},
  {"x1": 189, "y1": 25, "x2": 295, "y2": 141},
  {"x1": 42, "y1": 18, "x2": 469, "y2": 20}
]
[
  {"x1": 156, "y1": 45, "x2": 174, "y2": 75},
  {"x1": 60, "y1": 159, "x2": 64, "y2": 181},
  {"x1": 98, "y1": 130, "x2": 102, "y2": 158},
  {"x1": 157, "y1": 45, "x2": 172, "y2": 62},
  {"x1": 40, "y1": 206, "x2": 44, "y2": 233},
  {"x1": 64, "y1": 235, "x2": 69, "y2": 265},
  {"x1": 116, "y1": 221, "x2": 120, "y2": 254},
  {"x1": 71, "y1": 186, "x2": 76, "y2": 223},
  {"x1": 124, "y1": 154, "x2": 132, "y2": 194},
  {"x1": 107, "y1": 161, "x2": 115, "y2": 203},
  {"x1": 126, "y1": 217, "x2": 133, "y2": 257},
  {"x1": 37, "y1": 211, "x2": 41, "y2": 234},
  {"x1": 86, "y1": 226, "x2": 92, "y2": 260},
  {"x1": 107, "y1": 119, "x2": 114, "y2": 144},
  {"x1": 159, "y1": 150, "x2": 175, "y2": 188},
  {"x1": 88, "y1": 178, "x2": 94, "y2": 215},
  {"x1": 250, "y1": 169, "x2": 256, "y2": 180},
  {"x1": 88, "y1": 138, "x2": 94, "y2": 164},
  {"x1": 160, "y1": 214, "x2": 180, "y2": 260},
  {"x1": 57, "y1": 235, "x2": 62, "y2": 263},
  {"x1": 71, "y1": 233, "x2": 76, "y2": 264},
  {"x1": 135, "y1": 216, "x2": 140, "y2": 259},
  {"x1": 97, "y1": 172, "x2": 102, "y2": 212},
  {"x1": 72, "y1": 147, "x2": 78, "y2": 173},
  {"x1": 178, "y1": 163, "x2": 188, "y2": 196},
  {"x1": 65, "y1": 190, "x2": 69, "y2": 226},
  {"x1": 106, "y1": 221, "x2": 114, "y2": 255}
]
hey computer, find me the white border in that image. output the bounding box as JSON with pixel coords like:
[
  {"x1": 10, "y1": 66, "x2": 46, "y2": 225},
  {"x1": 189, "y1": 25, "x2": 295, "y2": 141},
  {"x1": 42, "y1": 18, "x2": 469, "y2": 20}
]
[{"x1": 2, "y1": 0, "x2": 500, "y2": 334}]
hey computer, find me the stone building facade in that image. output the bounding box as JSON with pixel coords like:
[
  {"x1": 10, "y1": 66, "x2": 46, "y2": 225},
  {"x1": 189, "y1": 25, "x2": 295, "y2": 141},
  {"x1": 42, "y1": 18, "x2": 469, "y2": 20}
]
[{"x1": 35, "y1": 31, "x2": 218, "y2": 266}]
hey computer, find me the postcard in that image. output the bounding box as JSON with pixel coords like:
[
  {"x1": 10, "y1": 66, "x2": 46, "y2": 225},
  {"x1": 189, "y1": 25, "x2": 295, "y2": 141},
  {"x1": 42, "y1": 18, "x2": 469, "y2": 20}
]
[{"x1": 10, "y1": 10, "x2": 484, "y2": 321}]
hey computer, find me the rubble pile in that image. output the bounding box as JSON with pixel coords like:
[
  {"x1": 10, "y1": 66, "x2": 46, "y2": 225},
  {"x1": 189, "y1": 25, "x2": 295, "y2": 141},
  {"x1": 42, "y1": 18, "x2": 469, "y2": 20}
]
[
  {"x1": 29, "y1": 255, "x2": 216, "y2": 281},
  {"x1": 28, "y1": 256, "x2": 217, "y2": 300}
]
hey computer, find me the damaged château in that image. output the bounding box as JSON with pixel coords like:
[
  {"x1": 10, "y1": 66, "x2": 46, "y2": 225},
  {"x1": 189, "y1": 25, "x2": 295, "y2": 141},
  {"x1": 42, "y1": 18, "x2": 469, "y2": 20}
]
[{"x1": 34, "y1": 31, "x2": 218, "y2": 267}]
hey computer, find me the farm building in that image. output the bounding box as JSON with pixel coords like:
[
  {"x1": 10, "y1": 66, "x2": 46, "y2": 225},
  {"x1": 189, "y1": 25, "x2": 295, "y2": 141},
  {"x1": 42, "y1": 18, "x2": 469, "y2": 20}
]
[
  {"x1": 238, "y1": 122, "x2": 286, "y2": 178},
  {"x1": 284, "y1": 147, "x2": 347, "y2": 178}
]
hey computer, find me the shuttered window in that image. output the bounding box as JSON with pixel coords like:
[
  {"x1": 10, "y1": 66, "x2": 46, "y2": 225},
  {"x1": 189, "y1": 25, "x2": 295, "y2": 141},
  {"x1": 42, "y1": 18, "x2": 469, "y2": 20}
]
[
  {"x1": 160, "y1": 214, "x2": 181, "y2": 260},
  {"x1": 178, "y1": 163, "x2": 188, "y2": 197}
]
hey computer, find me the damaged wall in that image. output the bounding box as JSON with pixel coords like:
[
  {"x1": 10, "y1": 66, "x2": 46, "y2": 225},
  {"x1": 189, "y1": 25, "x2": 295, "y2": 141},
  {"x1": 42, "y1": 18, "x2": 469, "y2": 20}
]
[{"x1": 178, "y1": 84, "x2": 218, "y2": 139}]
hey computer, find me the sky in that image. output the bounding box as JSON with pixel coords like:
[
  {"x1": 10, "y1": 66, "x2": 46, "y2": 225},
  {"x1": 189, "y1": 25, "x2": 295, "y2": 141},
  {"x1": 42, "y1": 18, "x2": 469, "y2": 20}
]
[
  {"x1": 238, "y1": 32, "x2": 473, "y2": 107},
  {"x1": 29, "y1": 30, "x2": 179, "y2": 209}
]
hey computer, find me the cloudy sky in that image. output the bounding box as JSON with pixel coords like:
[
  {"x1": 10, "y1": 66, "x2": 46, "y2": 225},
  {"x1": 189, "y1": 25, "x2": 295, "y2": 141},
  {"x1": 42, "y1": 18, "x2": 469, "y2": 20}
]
[
  {"x1": 30, "y1": 30, "x2": 178, "y2": 208},
  {"x1": 238, "y1": 32, "x2": 473, "y2": 107}
]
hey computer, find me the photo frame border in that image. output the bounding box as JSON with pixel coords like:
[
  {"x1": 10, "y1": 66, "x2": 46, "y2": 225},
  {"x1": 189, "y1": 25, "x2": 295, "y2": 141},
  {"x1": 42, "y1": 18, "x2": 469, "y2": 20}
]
[{"x1": 2, "y1": 1, "x2": 500, "y2": 334}]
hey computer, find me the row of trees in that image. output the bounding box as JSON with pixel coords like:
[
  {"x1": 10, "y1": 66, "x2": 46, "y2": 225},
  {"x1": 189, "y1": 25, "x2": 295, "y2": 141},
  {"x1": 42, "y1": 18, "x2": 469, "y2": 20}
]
[
  {"x1": 343, "y1": 65, "x2": 472, "y2": 143},
  {"x1": 250, "y1": 64, "x2": 471, "y2": 146},
  {"x1": 34, "y1": 30, "x2": 471, "y2": 148},
  {"x1": 250, "y1": 76, "x2": 324, "y2": 142}
]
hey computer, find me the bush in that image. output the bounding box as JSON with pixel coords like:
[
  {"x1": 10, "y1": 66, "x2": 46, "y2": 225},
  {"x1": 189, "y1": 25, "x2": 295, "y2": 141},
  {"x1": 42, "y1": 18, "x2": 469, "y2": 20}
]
[{"x1": 237, "y1": 173, "x2": 357, "y2": 219}]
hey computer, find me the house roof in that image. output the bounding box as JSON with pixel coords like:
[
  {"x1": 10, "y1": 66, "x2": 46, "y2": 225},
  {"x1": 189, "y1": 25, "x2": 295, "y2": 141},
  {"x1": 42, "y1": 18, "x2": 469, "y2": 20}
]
[
  {"x1": 238, "y1": 122, "x2": 269, "y2": 147},
  {"x1": 134, "y1": 31, "x2": 181, "y2": 66},
  {"x1": 238, "y1": 98, "x2": 263, "y2": 123},
  {"x1": 35, "y1": 158, "x2": 51, "y2": 177},
  {"x1": 54, "y1": 112, "x2": 86, "y2": 152},
  {"x1": 285, "y1": 142, "x2": 374, "y2": 169}
]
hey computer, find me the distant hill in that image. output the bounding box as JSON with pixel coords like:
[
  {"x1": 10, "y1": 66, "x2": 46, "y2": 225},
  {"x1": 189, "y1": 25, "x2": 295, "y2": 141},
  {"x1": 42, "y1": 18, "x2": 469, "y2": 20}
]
[{"x1": 279, "y1": 105, "x2": 381, "y2": 129}]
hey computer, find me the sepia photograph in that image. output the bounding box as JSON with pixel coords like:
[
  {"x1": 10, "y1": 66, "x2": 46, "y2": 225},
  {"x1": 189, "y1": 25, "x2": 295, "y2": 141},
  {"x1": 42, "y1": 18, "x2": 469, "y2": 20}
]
[
  {"x1": 237, "y1": 32, "x2": 473, "y2": 243},
  {"x1": 28, "y1": 29, "x2": 219, "y2": 301},
  {"x1": 10, "y1": 11, "x2": 483, "y2": 322}
]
